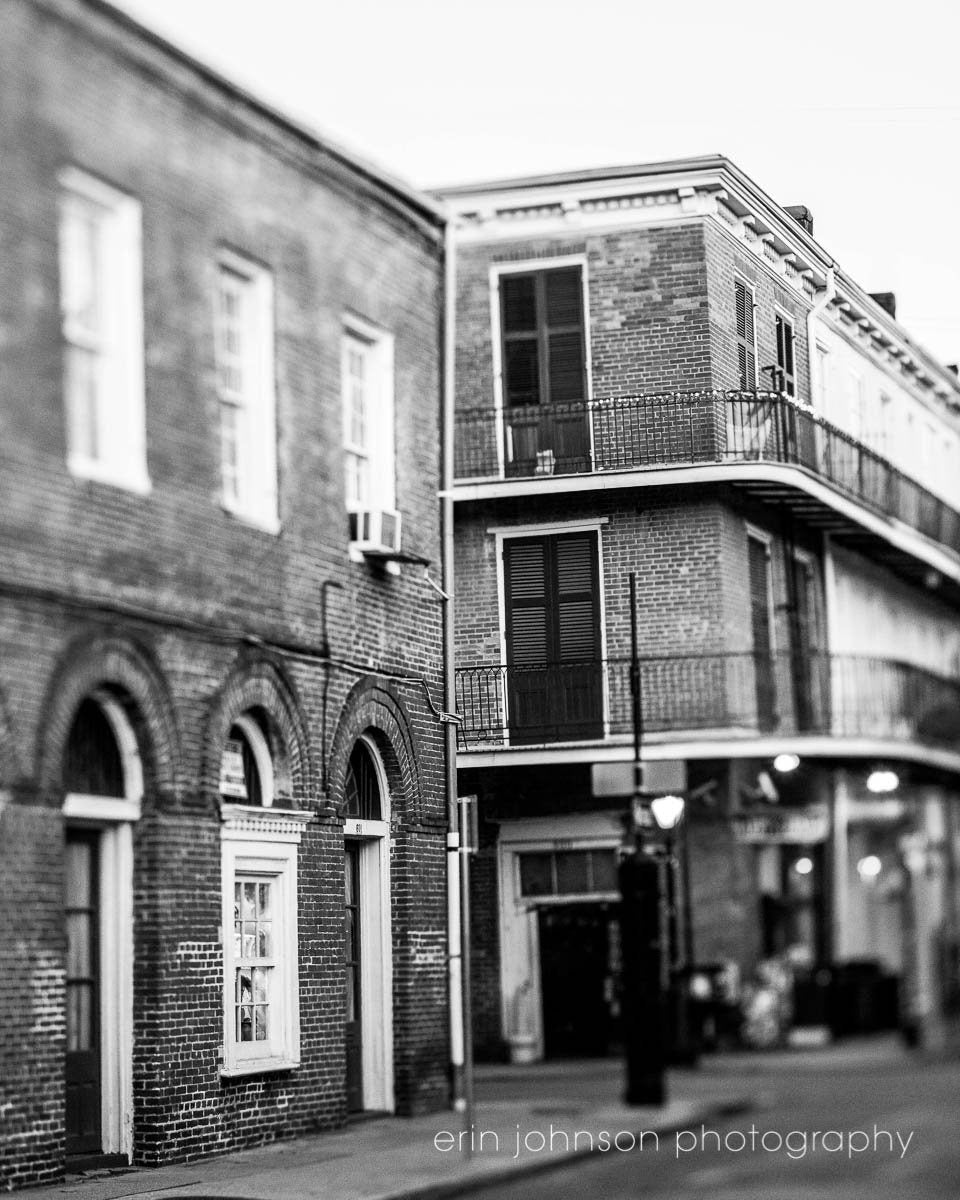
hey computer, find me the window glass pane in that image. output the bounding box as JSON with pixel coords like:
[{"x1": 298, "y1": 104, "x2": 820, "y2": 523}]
[
  {"x1": 254, "y1": 1005, "x2": 268, "y2": 1041},
  {"x1": 519, "y1": 853, "x2": 553, "y2": 896},
  {"x1": 555, "y1": 851, "x2": 590, "y2": 894},
  {"x1": 590, "y1": 850, "x2": 618, "y2": 893}
]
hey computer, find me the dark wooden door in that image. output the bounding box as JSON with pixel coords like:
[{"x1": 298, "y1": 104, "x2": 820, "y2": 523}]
[
  {"x1": 344, "y1": 843, "x2": 363, "y2": 1112},
  {"x1": 504, "y1": 532, "x2": 603, "y2": 743},
  {"x1": 538, "y1": 904, "x2": 617, "y2": 1057},
  {"x1": 65, "y1": 830, "x2": 101, "y2": 1156}
]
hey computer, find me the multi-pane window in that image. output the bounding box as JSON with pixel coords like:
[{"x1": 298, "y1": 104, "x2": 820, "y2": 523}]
[
  {"x1": 775, "y1": 314, "x2": 796, "y2": 397},
  {"x1": 214, "y1": 254, "x2": 278, "y2": 529},
  {"x1": 518, "y1": 849, "x2": 618, "y2": 898},
  {"x1": 341, "y1": 321, "x2": 395, "y2": 537},
  {"x1": 343, "y1": 335, "x2": 372, "y2": 508},
  {"x1": 735, "y1": 280, "x2": 756, "y2": 390},
  {"x1": 220, "y1": 835, "x2": 300, "y2": 1075},
  {"x1": 499, "y1": 266, "x2": 586, "y2": 408},
  {"x1": 233, "y1": 878, "x2": 273, "y2": 1044},
  {"x1": 58, "y1": 168, "x2": 147, "y2": 491}
]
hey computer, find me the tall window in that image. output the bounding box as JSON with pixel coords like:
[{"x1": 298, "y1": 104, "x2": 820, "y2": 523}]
[
  {"x1": 735, "y1": 280, "x2": 756, "y2": 390},
  {"x1": 342, "y1": 319, "x2": 395, "y2": 537},
  {"x1": 58, "y1": 168, "x2": 147, "y2": 492},
  {"x1": 214, "y1": 253, "x2": 278, "y2": 530},
  {"x1": 775, "y1": 314, "x2": 796, "y2": 397},
  {"x1": 748, "y1": 533, "x2": 775, "y2": 729},
  {"x1": 499, "y1": 266, "x2": 586, "y2": 408}
]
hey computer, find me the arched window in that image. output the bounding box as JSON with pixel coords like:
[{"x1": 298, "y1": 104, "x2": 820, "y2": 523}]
[
  {"x1": 63, "y1": 691, "x2": 142, "y2": 801},
  {"x1": 344, "y1": 738, "x2": 382, "y2": 821},
  {"x1": 220, "y1": 712, "x2": 274, "y2": 807}
]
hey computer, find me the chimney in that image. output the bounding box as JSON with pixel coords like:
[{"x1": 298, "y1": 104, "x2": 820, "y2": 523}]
[
  {"x1": 870, "y1": 292, "x2": 897, "y2": 320},
  {"x1": 947, "y1": 364, "x2": 959, "y2": 376},
  {"x1": 784, "y1": 205, "x2": 813, "y2": 235}
]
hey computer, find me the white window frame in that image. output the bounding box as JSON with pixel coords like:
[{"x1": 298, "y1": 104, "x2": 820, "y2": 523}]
[
  {"x1": 220, "y1": 808, "x2": 309, "y2": 1076},
  {"x1": 58, "y1": 167, "x2": 149, "y2": 494},
  {"x1": 342, "y1": 315, "x2": 395, "y2": 525},
  {"x1": 214, "y1": 250, "x2": 279, "y2": 532}
]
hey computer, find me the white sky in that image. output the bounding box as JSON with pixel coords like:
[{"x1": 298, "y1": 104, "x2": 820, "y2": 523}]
[{"x1": 114, "y1": 0, "x2": 960, "y2": 366}]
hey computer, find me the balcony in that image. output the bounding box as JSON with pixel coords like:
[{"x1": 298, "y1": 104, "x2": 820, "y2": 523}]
[
  {"x1": 454, "y1": 392, "x2": 960, "y2": 566},
  {"x1": 455, "y1": 653, "x2": 960, "y2": 756}
]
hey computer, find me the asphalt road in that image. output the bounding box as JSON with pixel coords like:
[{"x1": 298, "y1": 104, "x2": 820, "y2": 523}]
[{"x1": 473, "y1": 1047, "x2": 960, "y2": 1199}]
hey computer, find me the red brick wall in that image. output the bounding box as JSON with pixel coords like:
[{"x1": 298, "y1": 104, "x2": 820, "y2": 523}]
[{"x1": 0, "y1": 0, "x2": 447, "y2": 1185}]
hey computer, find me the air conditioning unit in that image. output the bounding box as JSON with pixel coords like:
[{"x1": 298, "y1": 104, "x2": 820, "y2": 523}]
[{"x1": 349, "y1": 507, "x2": 402, "y2": 555}]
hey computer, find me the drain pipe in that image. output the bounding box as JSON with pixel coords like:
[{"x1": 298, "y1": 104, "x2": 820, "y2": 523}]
[
  {"x1": 806, "y1": 264, "x2": 836, "y2": 409},
  {"x1": 441, "y1": 210, "x2": 466, "y2": 1111}
]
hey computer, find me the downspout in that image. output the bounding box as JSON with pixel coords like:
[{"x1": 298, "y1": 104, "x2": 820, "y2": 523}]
[
  {"x1": 442, "y1": 210, "x2": 466, "y2": 1110},
  {"x1": 806, "y1": 265, "x2": 836, "y2": 411}
]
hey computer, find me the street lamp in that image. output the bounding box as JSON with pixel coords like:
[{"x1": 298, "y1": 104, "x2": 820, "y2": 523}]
[
  {"x1": 867, "y1": 767, "x2": 899, "y2": 794},
  {"x1": 651, "y1": 794, "x2": 685, "y2": 831}
]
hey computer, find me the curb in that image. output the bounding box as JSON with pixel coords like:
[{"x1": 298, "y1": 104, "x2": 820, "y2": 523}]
[{"x1": 385, "y1": 1097, "x2": 756, "y2": 1200}]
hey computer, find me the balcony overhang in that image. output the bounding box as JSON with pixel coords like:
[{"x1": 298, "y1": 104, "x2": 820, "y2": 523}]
[
  {"x1": 457, "y1": 731, "x2": 960, "y2": 778},
  {"x1": 453, "y1": 459, "x2": 960, "y2": 604}
]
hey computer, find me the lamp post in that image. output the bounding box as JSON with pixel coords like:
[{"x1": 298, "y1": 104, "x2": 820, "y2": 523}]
[{"x1": 650, "y1": 794, "x2": 693, "y2": 1064}]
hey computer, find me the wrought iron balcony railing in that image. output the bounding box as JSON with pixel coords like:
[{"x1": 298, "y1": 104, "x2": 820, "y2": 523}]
[
  {"x1": 454, "y1": 391, "x2": 960, "y2": 558},
  {"x1": 455, "y1": 652, "x2": 960, "y2": 751}
]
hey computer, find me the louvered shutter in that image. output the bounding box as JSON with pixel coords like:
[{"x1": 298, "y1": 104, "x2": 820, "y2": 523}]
[
  {"x1": 736, "y1": 281, "x2": 756, "y2": 390},
  {"x1": 748, "y1": 536, "x2": 776, "y2": 729},
  {"x1": 555, "y1": 533, "x2": 598, "y2": 661},
  {"x1": 544, "y1": 269, "x2": 586, "y2": 404},
  {"x1": 504, "y1": 539, "x2": 549, "y2": 665},
  {"x1": 501, "y1": 274, "x2": 540, "y2": 406}
]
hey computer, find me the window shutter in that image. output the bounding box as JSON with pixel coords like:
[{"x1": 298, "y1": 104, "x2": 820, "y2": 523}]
[
  {"x1": 504, "y1": 540, "x2": 549, "y2": 664},
  {"x1": 748, "y1": 537, "x2": 772, "y2": 654},
  {"x1": 501, "y1": 275, "x2": 540, "y2": 407},
  {"x1": 736, "y1": 281, "x2": 756, "y2": 390},
  {"x1": 545, "y1": 269, "x2": 585, "y2": 404},
  {"x1": 555, "y1": 533, "x2": 598, "y2": 661}
]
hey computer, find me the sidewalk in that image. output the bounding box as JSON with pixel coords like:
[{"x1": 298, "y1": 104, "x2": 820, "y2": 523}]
[{"x1": 21, "y1": 1061, "x2": 753, "y2": 1200}]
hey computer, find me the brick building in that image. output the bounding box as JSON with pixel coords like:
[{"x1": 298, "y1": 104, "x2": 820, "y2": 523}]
[
  {"x1": 0, "y1": 0, "x2": 449, "y2": 1187},
  {"x1": 438, "y1": 158, "x2": 960, "y2": 1061}
]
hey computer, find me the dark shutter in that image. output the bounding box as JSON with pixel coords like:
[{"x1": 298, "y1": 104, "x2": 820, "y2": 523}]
[
  {"x1": 748, "y1": 535, "x2": 776, "y2": 729},
  {"x1": 776, "y1": 314, "x2": 796, "y2": 396},
  {"x1": 736, "y1": 281, "x2": 756, "y2": 390},
  {"x1": 504, "y1": 532, "x2": 601, "y2": 741},
  {"x1": 500, "y1": 267, "x2": 585, "y2": 407}
]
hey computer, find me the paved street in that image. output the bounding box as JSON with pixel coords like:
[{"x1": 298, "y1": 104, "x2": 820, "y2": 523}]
[{"x1": 474, "y1": 1040, "x2": 960, "y2": 1200}]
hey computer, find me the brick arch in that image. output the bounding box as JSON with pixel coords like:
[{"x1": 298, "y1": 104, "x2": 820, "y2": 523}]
[
  {"x1": 203, "y1": 653, "x2": 313, "y2": 809},
  {"x1": 36, "y1": 633, "x2": 180, "y2": 803},
  {"x1": 328, "y1": 677, "x2": 422, "y2": 823}
]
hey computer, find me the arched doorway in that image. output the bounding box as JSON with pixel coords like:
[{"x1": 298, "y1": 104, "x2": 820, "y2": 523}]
[
  {"x1": 343, "y1": 736, "x2": 393, "y2": 1113},
  {"x1": 62, "y1": 691, "x2": 142, "y2": 1163}
]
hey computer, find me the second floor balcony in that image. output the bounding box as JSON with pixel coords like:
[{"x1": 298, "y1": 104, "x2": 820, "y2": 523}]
[
  {"x1": 453, "y1": 392, "x2": 960, "y2": 568},
  {"x1": 455, "y1": 652, "x2": 960, "y2": 762}
]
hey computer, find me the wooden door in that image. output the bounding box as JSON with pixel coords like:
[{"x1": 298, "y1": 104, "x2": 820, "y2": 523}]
[
  {"x1": 344, "y1": 843, "x2": 363, "y2": 1112},
  {"x1": 65, "y1": 830, "x2": 101, "y2": 1155}
]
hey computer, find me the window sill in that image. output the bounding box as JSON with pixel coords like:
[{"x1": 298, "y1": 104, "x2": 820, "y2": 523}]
[
  {"x1": 220, "y1": 1056, "x2": 300, "y2": 1078},
  {"x1": 68, "y1": 454, "x2": 152, "y2": 496},
  {"x1": 221, "y1": 500, "x2": 281, "y2": 536}
]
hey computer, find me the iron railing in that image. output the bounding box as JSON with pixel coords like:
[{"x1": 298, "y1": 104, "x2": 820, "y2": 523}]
[
  {"x1": 453, "y1": 391, "x2": 960, "y2": 557},
  {"x1": 455, "y1": 652, "x2": 960, "y2": 750}
]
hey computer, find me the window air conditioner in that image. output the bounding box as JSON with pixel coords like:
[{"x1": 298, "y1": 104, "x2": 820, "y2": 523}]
[{"x1": 349, "y1": 507, "x2": 402, "y2": 555}]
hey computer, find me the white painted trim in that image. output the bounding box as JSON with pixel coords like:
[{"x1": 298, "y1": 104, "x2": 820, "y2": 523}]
[
  {"x1": 458, "y1": 733, "x2": 960, "y2": 774},
  {"x1": 487, "y1": 516, "x2": 609, "y2": 536},
  {"x1": 342, "y1": 735, "x2": 394, "y2": 1113},
  {"x1": 220, "y1": 836, "x2": 301, "y2": 1075},
  {"x1": 58, "y1": 167, "x2": 149, "y2": 497},
  {"x1": 454, "y1": 460, "x2": 960, "y2": 586},
  {"x1": 98, "y1": 822, "x2": 134, "y2": 1157},
  {"x1": 63, "y1": 793, "x2": 141, "y2": 823},
  {"x1": 342, "y1": 313, "x2": 396, "y2": 515}
]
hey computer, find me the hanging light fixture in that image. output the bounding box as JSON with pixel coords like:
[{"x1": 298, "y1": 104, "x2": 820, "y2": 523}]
[
  {"x1": 866, "y1": 767, "x2": 899, "y2": 794},
  {"x1": 773, "y1": 753, "x2": 800, "y2": 773},
  {"x1": 857, "y1": 854, "x2": 883, "y2": 880},
  {"x1": 650, "y1": 793, "x2": 686, "y2": 830}
]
